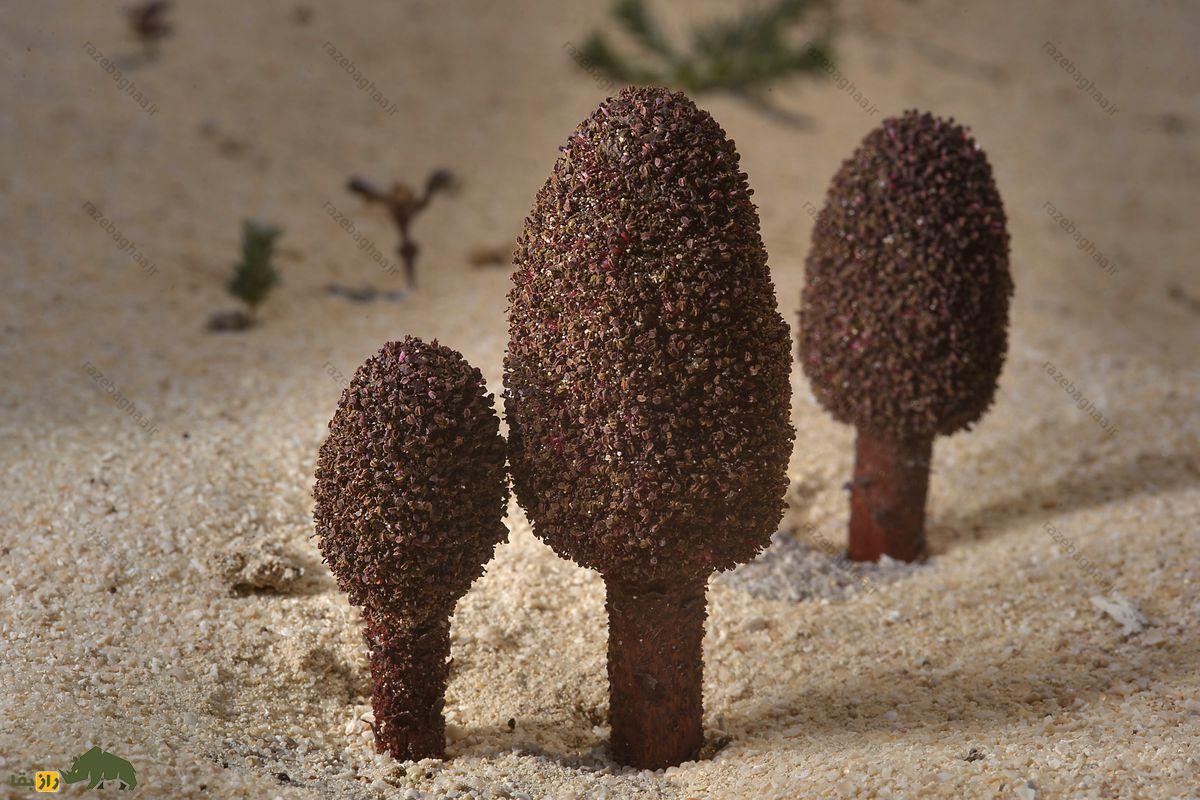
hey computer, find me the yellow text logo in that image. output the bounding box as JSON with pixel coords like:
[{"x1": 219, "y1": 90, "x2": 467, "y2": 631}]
[{"x1": 34, "y1": 771, "x2": 62, "y2": 793}]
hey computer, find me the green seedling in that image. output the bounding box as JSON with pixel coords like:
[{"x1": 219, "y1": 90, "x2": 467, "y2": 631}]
[{"x1": 208, "y1": 219, "x2": 282, "y2": 331}]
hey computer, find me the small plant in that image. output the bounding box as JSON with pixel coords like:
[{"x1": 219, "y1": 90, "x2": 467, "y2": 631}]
[
  {"x1": 798, "y1": 110, "x2": 1012, "y2": 562},
  {"x1": 209, "y1": 219, "x2": 282, "y2": 331},
  {"x1": 126, "y1": 1, "x2": 172, "y2": 60},
  {"x1": 505, "y1": 87, "x2": 793, "y2": 769},
  {"x1": 575, "y1": 0, "x2": 834, "y2": 124},
  {"x1": 347, "y1": 170, "x2": 458, "y2": 290},
  {"x1": 314, "y1": 338, "x2": 508, "y2": 760}
]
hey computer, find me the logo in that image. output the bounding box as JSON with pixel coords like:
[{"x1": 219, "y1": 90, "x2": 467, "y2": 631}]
[
  {"x1": 7, "y1": 747, "x2": 137, "y2": 792},
  {"x1": 6, "y1": 772, "x2": 60, "y2": 793},
  {"x1": 35, "y1": 772, "x2": 61, "y2": 793}
]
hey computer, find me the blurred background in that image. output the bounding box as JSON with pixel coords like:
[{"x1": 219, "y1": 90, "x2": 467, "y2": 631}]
[{"x1": 3, "y1": 0, "x2": 1196, "y2": 428}]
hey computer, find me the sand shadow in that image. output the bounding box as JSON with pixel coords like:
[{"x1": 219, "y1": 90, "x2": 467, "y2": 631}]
[
  {"x1": 279, "y1": 547, "x2": 339, "y2": 597},
  {"x1": 449, "y1": 718, "x2": 731, "y2": 773},
  {"x1": 449, "y1": 717, "x2": 604, "y2": 765},
  {"x1": 930, "y1": 446, "x2": 1199, "y2": 552},
  {"x1": 729, "y1": 616, "x2": 1199, "y2": 753}
]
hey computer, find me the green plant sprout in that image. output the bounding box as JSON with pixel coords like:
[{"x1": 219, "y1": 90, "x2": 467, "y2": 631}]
[
  {"x1": 208, "y1": 219, "x2": 282, "y2": 331},
  {"x1": 576, "y1": 0, "x2": 836, "y2": 125}
]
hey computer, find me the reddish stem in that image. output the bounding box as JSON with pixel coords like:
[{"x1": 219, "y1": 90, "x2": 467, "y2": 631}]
[
  {"x1": 606, "y1": 576, "x2": 706, "y2": 769},
  {"x1": 847, "y1": 430, "x2": 932, "y2": 562},
  {"x1": 363, "y1": 610, "x2": 451, "y2": 760}
]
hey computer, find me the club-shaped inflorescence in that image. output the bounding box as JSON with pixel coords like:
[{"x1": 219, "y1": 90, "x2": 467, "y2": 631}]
[
  {"x1": 799, "y1": 110, "x2": 1012, "y2": 561},
  {"x1": 314, "y1": 337, "x2": 509, "y2": 760},
  {"x1": 505, "y1": 86, "x2": 794, "y2": 768}
]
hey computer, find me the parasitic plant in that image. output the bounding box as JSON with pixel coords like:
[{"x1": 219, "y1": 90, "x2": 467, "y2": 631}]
[
  {"x1": 314, "y1": 338, "x2": 508, "y2": 760},
  {"x1": 505, "y1": 87, "x2": 793, "y2": 768},
  {"x1": 799, "y1": 110, "x2": 1011, "y2": 562}
]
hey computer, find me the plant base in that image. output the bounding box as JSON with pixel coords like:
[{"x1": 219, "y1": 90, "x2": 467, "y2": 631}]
[
  {"x1": 605, "y1": 577, "x2": 706, "y2": 769},
  {"x1": 847, "y1": 431, "x2": 932, "y2": 562},
  {"x1": 363, "y1": 610, "x2": 451, "y2": 761}
]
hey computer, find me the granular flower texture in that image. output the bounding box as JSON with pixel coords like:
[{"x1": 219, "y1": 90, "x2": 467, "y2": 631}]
[
  {"x1": 799, "y1": 109, "x2": 1012, "y2": 439},
  {"x1": 505, "y1": 85, "x2": 794, "y2": 587}
]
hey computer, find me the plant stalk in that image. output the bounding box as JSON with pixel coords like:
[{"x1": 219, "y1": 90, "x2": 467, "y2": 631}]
[
  {"x1": 363, "y1": 609, "x2": 451, "y2": 760},
  {"x1": 847, "y1": 429, "x2": 933, "y2": 562},
  {"x1": 605, "y1": 576, "x2": 707, "y2": 769}
]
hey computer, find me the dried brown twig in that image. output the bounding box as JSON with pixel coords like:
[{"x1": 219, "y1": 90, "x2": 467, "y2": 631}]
[{"x1": 347, "y1": 170, "x2": 458, "y2": 289}]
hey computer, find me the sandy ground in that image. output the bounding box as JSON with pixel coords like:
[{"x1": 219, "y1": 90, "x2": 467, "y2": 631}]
[{"x1": 2, "y1": 0, "x2": 1199, "y2": 797}]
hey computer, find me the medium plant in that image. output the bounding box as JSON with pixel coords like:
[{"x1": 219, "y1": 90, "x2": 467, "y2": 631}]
[
  {"x1": 575, "y1": 0, "x2": 834, "y2": 124},
  {"x1": 505, "y1": 87, "x2": 793, "y2": 769},
  {"x1": 313, "y1": 338, "x2": 508, "y2": 760},
  {"x1": 347, "y1": 170, "x2": 458, "y2": 289},
  {"x1": 798, "y1": 110, "x2": 1012, "y2": 562}
]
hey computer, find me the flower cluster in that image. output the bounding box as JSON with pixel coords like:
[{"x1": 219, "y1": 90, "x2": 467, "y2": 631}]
[
  {"x1": 505, "y1": 86, "x2": 795, "y2": 586},
  {"x1": 314, "y1": 337, "x2": 509, "y2": 616},
  {"x1": 799, "y1": 110, "x2": 1012, "y2": 439}
]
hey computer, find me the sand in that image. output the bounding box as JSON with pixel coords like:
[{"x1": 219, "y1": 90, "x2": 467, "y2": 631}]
[{"x1": 2, "y1": 0, "x2": 1198, "y2": 797}]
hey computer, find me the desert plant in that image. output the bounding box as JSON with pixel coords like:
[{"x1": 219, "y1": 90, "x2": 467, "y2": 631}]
[
  {"x1": 347, "y1": 170, "x2": 457, "y2": 289},
  {"x1": 229, "y1": 219, "x2": 282, "y2": 312},
  {"x1": 798, "y1": 110, "x2": 1012, "y2": 562},
  {"x1": 207, "y1": 219, "x2": 282, "y2": 331},
  {"x1": 505, "y1": 87, "x2": 793, "y2": 768},
  {"x1": 575, "y1": 0, "x2": 834, "y2": 124},
  {"x1": 313, "y1": 338, "x2": 508, "y2": 760}
]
